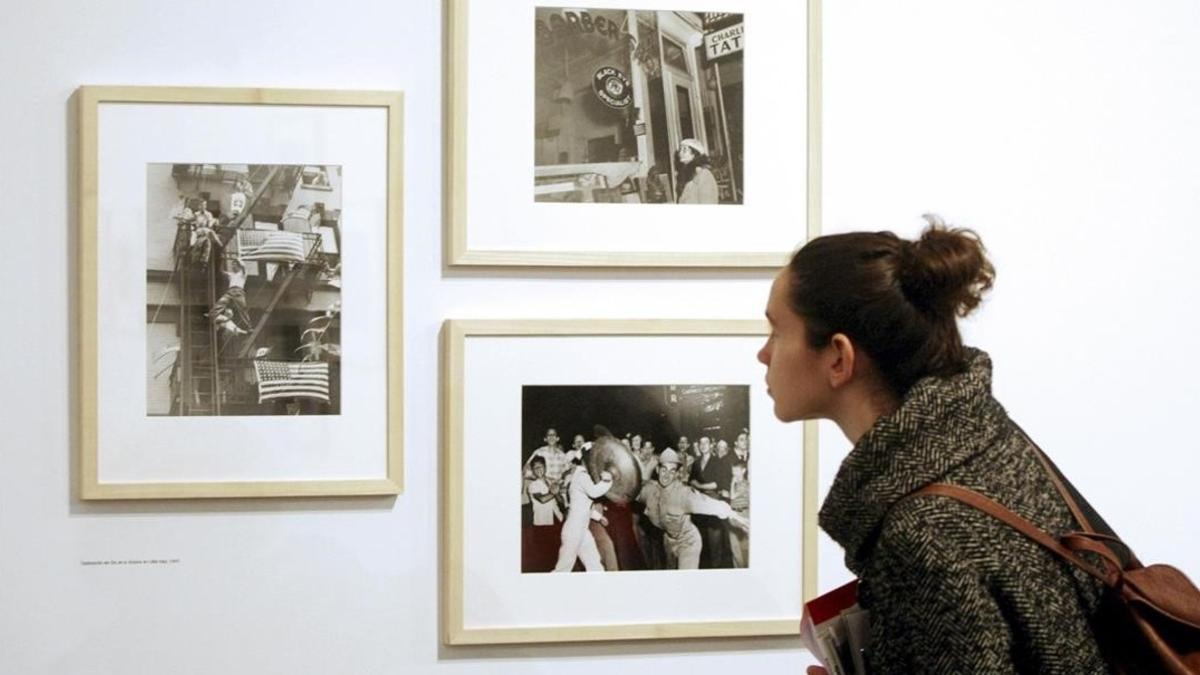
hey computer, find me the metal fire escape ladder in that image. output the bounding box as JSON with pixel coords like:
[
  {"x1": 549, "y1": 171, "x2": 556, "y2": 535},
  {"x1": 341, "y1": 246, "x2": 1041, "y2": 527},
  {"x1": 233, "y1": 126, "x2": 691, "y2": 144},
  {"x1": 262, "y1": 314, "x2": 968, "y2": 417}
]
[
  {"x1": 169, "y1": 164, "x2": 283, "y2": 417},
  {"x1": 178, "y1": 250, "x2": 193, "y2": 416},
  {"x1": 206, "y1": 260, "x2": 222, "y2": 415},
  {"x1": 174, "y1": 232, "x2": 223, "y2": 416}
]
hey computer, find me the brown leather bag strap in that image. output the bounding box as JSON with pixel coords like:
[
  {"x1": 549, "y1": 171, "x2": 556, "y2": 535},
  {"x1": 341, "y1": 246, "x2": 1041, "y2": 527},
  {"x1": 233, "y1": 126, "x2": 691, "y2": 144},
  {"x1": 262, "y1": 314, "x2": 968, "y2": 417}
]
[
  {"x1": 1069, "y1": 530, "x2": 1133, "y2": 550},
  {"x1": 911, "y1": 484, "x2": 1115, "y2": 585},
  {"x1": 1061, "y1": 533, "x2": 1124, "y2": 578},
  {"x1": 1010, "y1": 424, "x2": 1143, "y2": 568},
  {"x1": 1010, "y1": 424, "x2": 1094, "y2": 532}
]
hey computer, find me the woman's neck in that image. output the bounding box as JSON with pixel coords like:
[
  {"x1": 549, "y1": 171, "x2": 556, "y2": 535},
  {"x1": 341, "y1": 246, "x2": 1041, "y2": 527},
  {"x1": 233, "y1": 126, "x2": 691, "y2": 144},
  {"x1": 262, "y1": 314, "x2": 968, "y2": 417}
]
[{"x1": 831, "y1": 384, "x2": 899, "y2": 444}]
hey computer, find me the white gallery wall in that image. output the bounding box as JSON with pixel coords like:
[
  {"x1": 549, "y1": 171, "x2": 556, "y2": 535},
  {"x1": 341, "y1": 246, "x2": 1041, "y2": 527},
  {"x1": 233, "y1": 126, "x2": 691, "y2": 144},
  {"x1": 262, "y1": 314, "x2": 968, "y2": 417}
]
[{"x1": 2, "y1": 1, "x2": 1197, "y2": 673}]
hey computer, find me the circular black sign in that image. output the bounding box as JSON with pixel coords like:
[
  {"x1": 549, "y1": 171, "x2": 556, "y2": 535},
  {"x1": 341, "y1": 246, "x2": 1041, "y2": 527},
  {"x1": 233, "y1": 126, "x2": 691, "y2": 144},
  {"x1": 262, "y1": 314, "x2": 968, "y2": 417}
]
[{"x1": 593, "y1": 67, "x2": 633, "y2": 109}]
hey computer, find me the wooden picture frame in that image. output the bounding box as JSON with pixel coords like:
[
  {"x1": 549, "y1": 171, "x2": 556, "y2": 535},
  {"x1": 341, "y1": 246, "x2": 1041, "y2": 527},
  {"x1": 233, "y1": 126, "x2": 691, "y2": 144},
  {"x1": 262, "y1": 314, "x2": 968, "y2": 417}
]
[
  {"x1": 78, "y1": 86, "x2": 404, "y2": 499},
  {"x1": 445, "y1": 0, "x2": 822, "y2": 268},
  {"x1": 442, "y1": 319, "x2": 818, "y2": 644}
]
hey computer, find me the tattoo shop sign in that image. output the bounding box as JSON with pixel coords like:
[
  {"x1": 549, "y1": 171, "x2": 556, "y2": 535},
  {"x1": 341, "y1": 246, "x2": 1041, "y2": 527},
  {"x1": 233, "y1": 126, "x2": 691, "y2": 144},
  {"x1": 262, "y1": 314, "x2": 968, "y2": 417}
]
[{"x1": 705, "y1": 21, "x2": 744, "y2": 61}]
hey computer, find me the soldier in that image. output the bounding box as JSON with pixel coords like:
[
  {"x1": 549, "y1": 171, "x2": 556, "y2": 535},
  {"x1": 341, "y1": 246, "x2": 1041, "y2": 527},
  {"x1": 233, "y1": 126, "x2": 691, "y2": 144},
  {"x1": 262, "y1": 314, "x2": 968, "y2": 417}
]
[{"x1": 637, "y1": 449, "x2": 748, "y2": 569}]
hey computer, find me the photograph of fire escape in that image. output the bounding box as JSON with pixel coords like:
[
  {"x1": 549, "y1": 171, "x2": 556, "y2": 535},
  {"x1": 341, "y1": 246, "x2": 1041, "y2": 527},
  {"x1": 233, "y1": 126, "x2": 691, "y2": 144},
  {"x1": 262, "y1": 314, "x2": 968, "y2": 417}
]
[{"x1": 146, "y1": 163, "x2": 343, "y2": 416}]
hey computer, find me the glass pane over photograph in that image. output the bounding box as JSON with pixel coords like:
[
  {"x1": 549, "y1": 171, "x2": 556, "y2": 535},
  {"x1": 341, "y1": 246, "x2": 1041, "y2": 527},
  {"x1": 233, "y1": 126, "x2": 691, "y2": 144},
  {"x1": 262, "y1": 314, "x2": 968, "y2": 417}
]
[
  {"x1": 534, "y1": 8, "x2": 745, "y2": 205},
  {"x1": 521, "y1": 384, "x2": 751, "y2": 573},
  {"x1": 145, "y1": 163, "x2": 343, "y2": 416}
]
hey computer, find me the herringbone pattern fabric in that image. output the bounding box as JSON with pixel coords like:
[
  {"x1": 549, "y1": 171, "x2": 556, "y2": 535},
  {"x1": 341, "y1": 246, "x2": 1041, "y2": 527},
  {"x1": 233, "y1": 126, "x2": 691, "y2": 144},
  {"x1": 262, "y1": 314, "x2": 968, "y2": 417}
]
[{"x1": 819, "y1": 350, "x2": 1110, "y2": 674}]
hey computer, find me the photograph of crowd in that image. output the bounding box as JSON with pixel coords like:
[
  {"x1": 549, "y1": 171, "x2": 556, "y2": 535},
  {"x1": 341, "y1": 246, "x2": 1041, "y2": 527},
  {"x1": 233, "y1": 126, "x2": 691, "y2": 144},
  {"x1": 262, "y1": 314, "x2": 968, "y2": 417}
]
[{"x1": 521, "y1": 384, "x2": 750, "y2": 573}]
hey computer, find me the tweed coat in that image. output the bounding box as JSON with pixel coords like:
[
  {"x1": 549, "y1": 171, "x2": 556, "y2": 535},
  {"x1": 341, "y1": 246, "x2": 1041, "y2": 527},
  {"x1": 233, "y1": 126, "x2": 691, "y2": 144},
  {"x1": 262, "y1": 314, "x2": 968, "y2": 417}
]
[{"x1": 819, "y1": 349, "x2": 1110, "y2": 674}]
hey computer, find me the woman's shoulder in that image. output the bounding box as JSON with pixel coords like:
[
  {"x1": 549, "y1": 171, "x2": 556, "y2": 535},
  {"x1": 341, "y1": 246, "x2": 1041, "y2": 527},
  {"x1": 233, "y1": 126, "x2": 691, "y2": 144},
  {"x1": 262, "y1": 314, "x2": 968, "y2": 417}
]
[
  {"x1": 873, "y1": 475, "x2": 1082, "y2": 575},
  {"x1": 871, "y1": 490, "x2": 1014, "y2": 571},
  {"x1": 878, "y1": 493, "x2": 983, "y2": 548}
]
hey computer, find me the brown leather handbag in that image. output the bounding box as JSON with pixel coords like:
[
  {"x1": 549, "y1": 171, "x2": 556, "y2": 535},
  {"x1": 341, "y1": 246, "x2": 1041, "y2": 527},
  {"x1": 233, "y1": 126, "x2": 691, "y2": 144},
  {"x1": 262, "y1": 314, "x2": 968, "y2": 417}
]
[{"x1": 911, "y1": 460, "x2": 1200, "y2": 675}]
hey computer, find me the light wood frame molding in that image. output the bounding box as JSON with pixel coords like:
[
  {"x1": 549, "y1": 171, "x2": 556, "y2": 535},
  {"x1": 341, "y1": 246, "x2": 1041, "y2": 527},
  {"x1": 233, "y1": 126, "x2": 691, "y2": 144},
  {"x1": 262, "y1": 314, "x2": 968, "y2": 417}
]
[
  {"x1": 77, "y1": 85, "x2": 404, "y2": 499},
  {"x1": 443, "y1": 0, "x2": 822, "y2": 268},
  {"x1": 441, "y1": 318, "x2": 819, "y2": 644}
]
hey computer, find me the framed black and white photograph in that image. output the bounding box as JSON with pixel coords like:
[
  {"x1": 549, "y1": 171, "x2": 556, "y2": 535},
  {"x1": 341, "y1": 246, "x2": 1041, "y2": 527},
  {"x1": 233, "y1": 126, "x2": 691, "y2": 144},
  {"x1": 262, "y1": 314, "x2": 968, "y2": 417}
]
[
  {"x1": 446, "y1": 0, "x2": 821, "y2": 267},
  {"x1": 78, "y1": 87, "x2": 404, "y2": 499},
  {"x1": 147, "y1": 163, "x2": 344, "y2": 417},
  {"x1": 519, "y1": 385, "x2": 752, "y2": 574},
  {"x1": 442, "y1": 320, "x2": 816, "y2": 644},
  {"x1": 533, "y1": 9, "x2": 746, "y2": 206}
]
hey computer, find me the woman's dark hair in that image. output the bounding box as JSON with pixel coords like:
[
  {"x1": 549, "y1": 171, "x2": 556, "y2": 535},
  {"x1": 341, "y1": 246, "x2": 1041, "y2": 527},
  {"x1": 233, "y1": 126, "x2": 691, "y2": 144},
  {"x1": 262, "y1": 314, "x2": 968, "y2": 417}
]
[
  {"x1": 676, "y1": 148, "x2": 711, "y2": 186},
  {"x1": 786, "y1": 215, "x2": 995, "y2": 397}
]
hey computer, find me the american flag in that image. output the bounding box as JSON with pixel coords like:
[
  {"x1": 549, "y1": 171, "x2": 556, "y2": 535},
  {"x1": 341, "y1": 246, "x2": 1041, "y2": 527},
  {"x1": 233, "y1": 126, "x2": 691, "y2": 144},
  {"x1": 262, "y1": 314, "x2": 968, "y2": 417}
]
[
  {"x1": 238, "y1": 231, "x2": 310, "y2": 263},
  {"x1": 253, "y1": 360, "x2": 330, "y2": 403}
]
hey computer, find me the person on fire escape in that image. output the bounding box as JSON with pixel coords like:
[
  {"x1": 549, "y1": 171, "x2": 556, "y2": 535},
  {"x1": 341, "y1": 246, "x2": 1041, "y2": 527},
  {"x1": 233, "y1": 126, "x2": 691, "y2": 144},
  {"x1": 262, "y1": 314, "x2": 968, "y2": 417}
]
[{"x1": 210, "y1": 261, "x2": 250, "y2": 337}]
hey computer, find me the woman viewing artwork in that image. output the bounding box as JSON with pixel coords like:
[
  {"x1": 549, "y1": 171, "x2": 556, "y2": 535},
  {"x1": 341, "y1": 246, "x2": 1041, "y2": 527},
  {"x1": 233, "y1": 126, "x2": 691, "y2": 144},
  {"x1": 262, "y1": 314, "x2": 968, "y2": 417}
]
[
  {"x1": 761, "y1": 216, "x2": 1114, "y2": 673},
  {"x1": 675, "y1": 138, "x2": 719, "y2": 204}
]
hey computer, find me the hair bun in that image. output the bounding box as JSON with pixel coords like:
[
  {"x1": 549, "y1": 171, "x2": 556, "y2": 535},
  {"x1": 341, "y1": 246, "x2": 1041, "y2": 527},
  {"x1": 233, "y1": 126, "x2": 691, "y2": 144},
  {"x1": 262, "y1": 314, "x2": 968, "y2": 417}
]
[{"x1": 897, "y1": 214, "x2": 995, "y2": 318}]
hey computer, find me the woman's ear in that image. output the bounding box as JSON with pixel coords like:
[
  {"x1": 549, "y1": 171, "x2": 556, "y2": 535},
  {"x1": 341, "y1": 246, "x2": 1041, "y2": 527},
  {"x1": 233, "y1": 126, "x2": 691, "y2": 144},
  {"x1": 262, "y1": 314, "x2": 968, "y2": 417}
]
[{"x1": 826, "y1": 333, "x2": 857, "y2": 389}]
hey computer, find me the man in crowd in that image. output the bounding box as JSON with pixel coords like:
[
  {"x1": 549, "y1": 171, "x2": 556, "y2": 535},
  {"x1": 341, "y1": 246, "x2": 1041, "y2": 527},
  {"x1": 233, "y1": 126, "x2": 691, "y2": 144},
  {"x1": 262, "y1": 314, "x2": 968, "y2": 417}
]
[
  {"x1": 734, "y1": 431, "x2": 749, "y2": 464},
  {"x1": 676, "y1": 435, "x2": 693, "y2": 483},
  {"x1": 728, "y1": 459, "x2": 750, "y2": 568},
  {"x1": 690, "y1": 436, "x2": 732, "y2": 567},
  {"x1": 689, "y1": 436, "x2": 719, "y2": 496},
  {"x1": 634, "y1": 435, "x2": 658, "y2": 482},
  {"x1": 631, "y1": 434, "x2": 664, "y2": 569},
  {"x1": 715, "y1": 439, "x2": 733, "y2": 500},
  {"x1": 568, "y1": 433, "x2": 588, "y2": 462},
  {"x1": 522, "y1": 428, "x2": 571, "y2": 508}
]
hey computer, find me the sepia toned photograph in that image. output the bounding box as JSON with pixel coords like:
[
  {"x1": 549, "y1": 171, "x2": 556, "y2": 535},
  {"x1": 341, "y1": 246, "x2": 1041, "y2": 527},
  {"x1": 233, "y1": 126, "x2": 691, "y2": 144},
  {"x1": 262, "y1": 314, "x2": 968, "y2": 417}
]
[
  {"x1": 445, "y1": 319, "x2": 808, "y2": 643},
  {"x1": 146, "y1": 163, "x2": 343, "y2": 416},
  {"x1": 81, "y1": 87, "x2": 403, "y2": 499},
  {"x1": 521, "y1": 384, "x2": 750, "y2": 573},
  {"x1": 534, "y1": 8, "x2": 745, "y2": 204}
]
